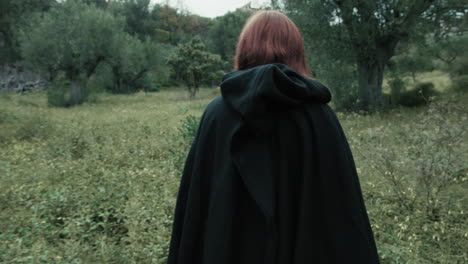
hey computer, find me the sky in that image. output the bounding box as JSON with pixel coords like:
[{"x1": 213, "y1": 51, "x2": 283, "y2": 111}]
[{"x1": 153, "y1": 0, "x2": 272, "y2": 18}]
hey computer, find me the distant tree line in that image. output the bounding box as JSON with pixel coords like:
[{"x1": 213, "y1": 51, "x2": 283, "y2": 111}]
[
  {"x1": 0, "y1": 0, "x2": 251, "y2": 105},
  {"x1": 0, "y1": 0, "x2": 466, "y2": 109}
]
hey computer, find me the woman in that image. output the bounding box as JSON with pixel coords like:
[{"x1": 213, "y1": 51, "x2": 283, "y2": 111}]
[{"x1": 167, "y1": 10, "x2": 380, "y2": 264}]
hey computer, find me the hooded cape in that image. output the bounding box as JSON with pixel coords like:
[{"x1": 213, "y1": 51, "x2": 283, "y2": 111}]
[{"x1": 167, "y1": 63, "x2": 380, "y2": 264}]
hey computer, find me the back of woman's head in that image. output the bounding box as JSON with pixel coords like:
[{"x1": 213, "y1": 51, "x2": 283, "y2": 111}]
[{"x1": 234, "y1": 10, "x2": 309, "y2": 76}]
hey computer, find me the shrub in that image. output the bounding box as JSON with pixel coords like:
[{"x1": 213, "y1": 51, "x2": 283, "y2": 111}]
[
  {"x1": 47, "y1": 72, "x2": 69, "y2": 107},
  {"x1": 388, "y1": 77, "x2": 405, "y2": 105},
  {"x1": 0, "y1": 108, "x2": 52, "y2": 143},
  {"x1": 333, "y1": 84, "x2": 361, "y2": 111},
  {"x1": 178, "y1": 115, "x2": 199, "y2": 144},
  {"x1": 15, "y1": 117, "x2": 52, "y2": 141},
  {"x1": 143, "y1": 72, "x2": 160, "y2": 93},
  {"x1": 369, "y1": 96, "x2": 465, "y2": 217},
  {"x1": 169, "y1": 115, "x2": 200, "y2": 171},
  {"x1": 349, "y1": 95, "x2": 467, "y2": 262},
  {"x1": 105, "y1": 35, "x2": 163, "y2": 94},
  {"x1": 399, "y1": 82, "x2": 438, "y2": 107}
]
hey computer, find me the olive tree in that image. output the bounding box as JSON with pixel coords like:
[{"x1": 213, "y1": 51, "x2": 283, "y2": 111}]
[
  {"x1": 20, "y1": 1, "x2": 125, "y2": 106},
  {"x1": 282, "y1": 0, "x2": 466, "y2": 110}
]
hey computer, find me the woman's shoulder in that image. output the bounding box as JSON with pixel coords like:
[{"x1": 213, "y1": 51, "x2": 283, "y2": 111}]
[
  {"x1": 204, "y1": 96, "x2": 226, "y2": 114},
  {"x1": 202, "y1": 96, "x2": 239, "y2": 122},
  {"x1": 195, "y1": 96, "x2": 240, "y2": 134}
]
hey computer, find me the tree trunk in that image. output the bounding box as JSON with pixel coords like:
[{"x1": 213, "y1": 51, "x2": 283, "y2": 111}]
[
  {"x1": 69, "y1": 78, "x2": 87, "y2": 106},
  {"x1": 356, "y1": 44, "x2": 396, "y2": 110},
  {"x1": 357, "y1": 60, "x2": 384, "y2": 110},
  {"x1": 189, "y1": 86, "x2": 197, "y2": 99}
]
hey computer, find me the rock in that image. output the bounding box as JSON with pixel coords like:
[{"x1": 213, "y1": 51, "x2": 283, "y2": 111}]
[{"x1": 0, "y1": 65, "x2": 47, "y2": 93}]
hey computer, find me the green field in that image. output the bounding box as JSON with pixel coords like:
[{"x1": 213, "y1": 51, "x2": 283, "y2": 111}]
[{"x1": 0, "y1": 87, "x2": 467, "y2": 263}]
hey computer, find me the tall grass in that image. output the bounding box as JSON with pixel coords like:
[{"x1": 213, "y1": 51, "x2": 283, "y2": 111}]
[{"x1": 0, "y1": 87, "x2": 466, "y2": 263}]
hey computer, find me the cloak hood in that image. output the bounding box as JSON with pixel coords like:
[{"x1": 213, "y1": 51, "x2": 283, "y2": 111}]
[{"x1": 221, "y1": 63, "x2": 331, "y2": 129}]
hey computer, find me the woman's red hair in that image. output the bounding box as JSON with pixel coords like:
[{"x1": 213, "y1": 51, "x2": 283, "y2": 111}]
[{"x1": 234, "y1": 10, "x2": 309, "y2": 76}]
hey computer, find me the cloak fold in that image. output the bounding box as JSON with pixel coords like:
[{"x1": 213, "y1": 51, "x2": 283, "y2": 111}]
[{"x1": 167, "y1": 63, "x2": 380, "y2": 264}]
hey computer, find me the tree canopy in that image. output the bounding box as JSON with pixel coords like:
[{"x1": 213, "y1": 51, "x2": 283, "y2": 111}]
[
  {"x1": 207, "y1": 10, "x2": 252, "y2": 70},
  {"x1": 283, "y1": 0, "x2": 467, "y2": 110},
  {"x1": 0, "y1": 0, "x2": 55, "y2": 64},
  {"x1": 20, "y1": 1, "x2": 128, "y2": 105}
]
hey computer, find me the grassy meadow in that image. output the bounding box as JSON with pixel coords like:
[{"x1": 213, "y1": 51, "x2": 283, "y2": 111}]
[{"x1": 0, "y1": 82, "x2": 467, "y2": 263}]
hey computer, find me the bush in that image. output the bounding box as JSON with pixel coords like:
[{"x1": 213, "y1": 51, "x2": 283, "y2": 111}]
[
  {"x1": 450, "y1": 75, "x2": 468, "y2": 93},
  {"x1": 47, "y1": 72, "x2": 70, "y2": 107},
  {"x1": 348, "y1": 95, "x2": 467, "y2": 262},
  {"x1": 327, "y1": 81, "x2": 361, "y2": 112},
  {"x1": 377, "y1": 98, "x2": 465, "y2": 218},
  {"x1": 15, "y1": 117, "x2": 52, "y2": 141},
  {"x1": 399, "y1": 82, "x2": 438, "y2": 107},
  {"x1": 178, "y1": 115, "x2": 199, "y2": 144},
  {"x1": 105, "y1": 35, "x2": 163, "y2": 94},
  {"x1": 0, "y1": 111, "x2": 53, "y2": 144},
  {"x1": 167, "y1": 115, "x2": 200, "y2": 171}
]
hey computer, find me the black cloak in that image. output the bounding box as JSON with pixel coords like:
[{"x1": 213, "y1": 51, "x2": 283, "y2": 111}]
[{"x1": 167, "y1": 63, "x2": 380, "y2": 264}]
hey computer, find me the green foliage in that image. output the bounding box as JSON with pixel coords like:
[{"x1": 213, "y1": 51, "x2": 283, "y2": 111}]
[
  {"x1": 388, "y1": 77, "x2": 406, "y2": 106},
  {"x1": 207, "y1": 10, "x2": 252, "y2": 70},
  {"x1": 150, "y1": 4, "x2": 182, "y2": 44},
  {"x1": 0, "y1": 108, "x2": 52, "y2": 144},
  {"x1": 18, "y1": 0, "x2": 167, "y2": 102},
  {"x1": 178, "y1": 115, "x2": 199, "y2": 145},
  {"x1": 366, "y1": 97, "x2": 465, "y2": 216},
  {"x1": 452, "y1": 44, "x2": 468, "y2": 76},
  {"x1": 105, "y1": 35, "x2": 164, "y2": 93},
  {"x1": 0, "y1": 0, "x2": 55, "y2": 64},
  {"x1": 153, "y1": 4, "x2": 214, "y2": 45},
  {"x1": 109, "y1": 0, "x2": 156, "y2": 40},
  {"x1": 0, "y1": 88, "x2": 466, "y2": 263},
  {"x1": 283, "y1": 0, "x2": 465, "y2": 110},
  {"x1": 426, "y1": 34, "x2": 468, "y2": 78},
  {"x1": 20, "y1": 0, "x2": 125, "y2": 106},
  {"x1": 143, "y1": 73, "x2": 161, "y2": 93},
  {"x1": 283, "y1": 1, "x2": 358, "y2": 110},
  {"x1": 348, "y1": 95, "x2": 467, "y2": 263},
  {"x1": 47, "y1": 72, "x2": 69, "y2": 107},
  {"x1": 166, "y1": 114, "x2": 201, "y2": 171},
  {"x1": 399, "y1": 82, "x2": 439, "y2": 107},
  {"x1": 389, "y1": 40, "x2": 435, "y2": 83},
  {"x1": 168, "y1": 36, "x2": 224, "y2": 98},
  {"x1": 0, "y1": 91, "x2": 206, "y2": 263},
  {"x1": 82, "y1": 0, "x2": 109, "y2": 9}
]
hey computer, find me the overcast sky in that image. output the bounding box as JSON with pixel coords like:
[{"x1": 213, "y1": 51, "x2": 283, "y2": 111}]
[{"x1": 153, "y1": 0, "x2": 272, "y2": 18}]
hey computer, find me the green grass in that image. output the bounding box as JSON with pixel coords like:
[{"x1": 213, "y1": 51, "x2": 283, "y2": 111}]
[{"x1": 0, "y1": 86, "x2": 467, "y2": 263}]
